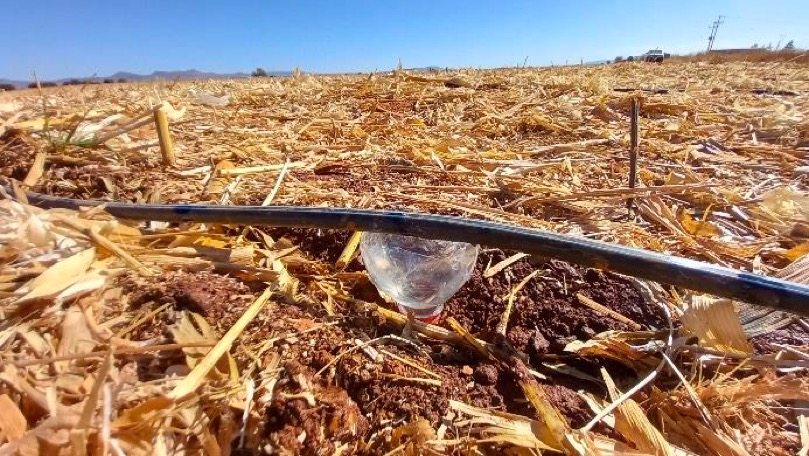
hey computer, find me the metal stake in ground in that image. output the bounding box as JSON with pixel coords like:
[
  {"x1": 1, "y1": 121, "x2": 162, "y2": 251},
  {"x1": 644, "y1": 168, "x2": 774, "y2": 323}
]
[{"x1": 627, "y1": 98, "x2": 640, "y2": 211}]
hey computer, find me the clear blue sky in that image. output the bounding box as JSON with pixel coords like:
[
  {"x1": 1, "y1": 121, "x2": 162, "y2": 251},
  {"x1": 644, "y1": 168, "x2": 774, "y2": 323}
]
[{"x1": 3, "y1": 0, "x2": 807, "y2": 80}]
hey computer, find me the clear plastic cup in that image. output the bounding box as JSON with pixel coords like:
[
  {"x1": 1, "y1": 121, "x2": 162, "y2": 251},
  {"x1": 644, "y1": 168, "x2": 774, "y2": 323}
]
[{"x1": 360, "y1": 233, "x2": 478, "y2": 320}]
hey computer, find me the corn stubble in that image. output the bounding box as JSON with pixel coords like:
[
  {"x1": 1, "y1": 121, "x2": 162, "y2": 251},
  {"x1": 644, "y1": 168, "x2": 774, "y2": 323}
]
[{"x1": 0, "y1": 58, "x2": 808, "y2": 454}]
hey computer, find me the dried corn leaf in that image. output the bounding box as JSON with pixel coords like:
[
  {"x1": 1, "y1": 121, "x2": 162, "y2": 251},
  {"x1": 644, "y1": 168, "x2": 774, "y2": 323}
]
[
  {"x1": 113, "y1": 396, "x2": 175, "y2": 430},
  {"x1": 602, "y1": 368, "x2": 675, "y2": 456},
  {"x1": 57, "y1": 305, "x2": 97, "y2": 369},
  {"x1": 0, "y1": 394, "x2": 27, "y2": 442},
  {"x1": 390, "y1": 419, "x2": 436, "y2": 451},
  {"x1": 784, "y1": 242, "x2": 809, "y2": 262},
  {"x1": 679, "y1": 211, "x2": 721, "y2": 238},
  {"x1": 777, "y1": 254, "x2": 809, "y2": 283},
  {"x1": 15, "y1": 247, "x2": 96, "y2": 304},
  {"x1": 701, "y1": 374, "x2": 809, "y2": 404},
  {"x1": 565, "y1": 331, "x2": 661, "y2": 371},
  {"x1": 448, "y1": 400, "x2": 557, "y2": 451},
  {"x1": 754, "y1": 186, "x2": 809, "y2": 234},
  {"x1": 518, "y1": 378, "x2": 569, "y2": 451},
  {"x1": 169, "y1": 287, "x2": 273, "y2": 400},
  {"x1": 22, "y1": 152, "x2": 46, "y2": 187},
  {"x1": 691, "y1": 421, "x2": 750, "y2": 456},
  {"x1": 760, "y1": 187, "x2": 809, "y2": 222},
  {"x1": 54, "y1": 268, "x2": 108, "y2": 303},
  {"x1": 273, "y1": 259, "x2": 299, "y2": 300},
  {"x1": 681, "y1": 296, "x2": 752, "y2": 354},
  {"x1": 567, "y1": 430, "x2": 699, "y2": 456}
]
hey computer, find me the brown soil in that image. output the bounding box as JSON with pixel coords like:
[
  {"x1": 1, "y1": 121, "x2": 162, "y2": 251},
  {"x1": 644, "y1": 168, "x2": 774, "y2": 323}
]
[
  {"x1": 442, "y1": 251, "x2": 666, "y2": 355},
  {"x1": 264, "y1": 361, "x2": 369, "y2": 455},
  {"x1": 339, "y1": 353, "x2": 495, "y2": 422},
  {"x1": 741, "y1": 428, "x2": 801, "y2": 456},
  {"x1": 109, "y1": 243, "x2": 801, "y2": 453},
  {"x1": 258, "y1": 304, "x2": 512, "y2": 428},
  {"x1": 120, "y1": 270, "x2": 253, "y2": 335},
  {"x1": 266, "y1": 227, "x2": 353, "y2": 265},
  {"x1": 240, "y1": 236, "x2": 649, "y2": 447},
  {"x1": 751, "y1": 323, "x2": 809, "y2": 353},
  {"x1": 0, "y1": 129, "x2": 35, "y2": 179},
  {"x1": 543, "y1": 383, "x2": 592, "y2": 428}
]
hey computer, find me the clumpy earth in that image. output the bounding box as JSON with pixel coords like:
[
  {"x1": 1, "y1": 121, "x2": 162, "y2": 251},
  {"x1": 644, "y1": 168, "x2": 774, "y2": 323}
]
[
  {"x1": 750, "y1": 323, "x2": 809, "y2": 353},
  {"x1": 442, "y1": 252, "x2": 667, "y2": 354},
  {"x1": 120, "y1": 270, "x2": 254, "y2": 337},
  {"x1": 247, "y1": 235, "x2": 672, "y2": 451},
  {"x1": 102, "y1": 227, "x2": 808, "y2": 455}
]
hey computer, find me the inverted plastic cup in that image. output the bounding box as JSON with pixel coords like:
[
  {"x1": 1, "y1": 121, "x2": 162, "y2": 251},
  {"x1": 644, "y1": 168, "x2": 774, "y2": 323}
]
[{"x1": 360, "y1": 233, "x2": 478, "y2": 320}]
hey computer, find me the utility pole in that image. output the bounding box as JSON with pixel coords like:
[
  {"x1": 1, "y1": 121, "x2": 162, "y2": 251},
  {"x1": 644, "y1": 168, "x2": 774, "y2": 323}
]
[{"x1": 706, "y1": 15, "x2": 724, "y2": 52}]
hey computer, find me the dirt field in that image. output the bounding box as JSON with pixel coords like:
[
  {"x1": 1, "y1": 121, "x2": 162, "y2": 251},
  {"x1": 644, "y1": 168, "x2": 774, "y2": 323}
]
[{"x1": 1, "y1": 60, "x2": 808, "y2": 455}]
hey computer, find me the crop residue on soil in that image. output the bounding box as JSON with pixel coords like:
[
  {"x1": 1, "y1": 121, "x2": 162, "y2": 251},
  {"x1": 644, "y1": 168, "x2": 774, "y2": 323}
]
[{"x1": 2, "y1": 59, "x2": 809, "y2": 455}]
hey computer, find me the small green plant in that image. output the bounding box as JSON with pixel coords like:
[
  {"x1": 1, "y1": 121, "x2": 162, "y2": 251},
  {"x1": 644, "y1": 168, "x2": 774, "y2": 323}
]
[{"x1": 32, "y1": 73, "x2": 100, "y2": 152}]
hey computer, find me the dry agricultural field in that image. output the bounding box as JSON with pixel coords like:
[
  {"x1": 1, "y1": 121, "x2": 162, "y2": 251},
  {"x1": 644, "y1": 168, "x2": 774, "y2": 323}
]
[{"x1": 0, "y1": 59, "x2": 808, "y2": 454}]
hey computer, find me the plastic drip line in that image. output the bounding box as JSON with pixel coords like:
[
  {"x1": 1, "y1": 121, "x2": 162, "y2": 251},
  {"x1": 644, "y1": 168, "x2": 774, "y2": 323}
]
[{"x1": 22, "y1": 190, "x2": 809, "y2": 317}]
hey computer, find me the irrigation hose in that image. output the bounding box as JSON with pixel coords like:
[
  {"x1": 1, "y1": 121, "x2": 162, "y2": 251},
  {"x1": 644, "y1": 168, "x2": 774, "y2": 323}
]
[{"x1": 23, "y1": 190, "x2": 809, "y2": 317}]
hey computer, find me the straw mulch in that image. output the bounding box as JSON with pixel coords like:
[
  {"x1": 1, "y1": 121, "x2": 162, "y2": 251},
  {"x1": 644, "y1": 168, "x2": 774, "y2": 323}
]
[{"x1": 0, "y1": 60, "x2": 808, "y2": 455}]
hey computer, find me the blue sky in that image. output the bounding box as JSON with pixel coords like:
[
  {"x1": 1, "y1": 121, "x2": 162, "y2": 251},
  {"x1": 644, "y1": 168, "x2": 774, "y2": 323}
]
[{"x1": 2, "y1": 0, "x2": 807, "y2": 80}]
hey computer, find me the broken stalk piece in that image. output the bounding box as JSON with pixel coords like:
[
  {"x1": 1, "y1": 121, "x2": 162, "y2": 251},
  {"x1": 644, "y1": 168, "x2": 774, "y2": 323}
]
[
  {"x1": 92, "y1": 110, "x2": 154, "y2": 144},
  {"x1": 153, "y1": 104, "x2": 175, "y2": 166},
  {"x1": 627, "y1": 97, "x2": 640, "y2": 211}
]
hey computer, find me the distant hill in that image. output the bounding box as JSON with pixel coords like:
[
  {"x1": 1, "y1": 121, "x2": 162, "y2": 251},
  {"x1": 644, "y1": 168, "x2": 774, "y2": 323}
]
[
  {"x1": 0, "y1": 78, "x2": 28, "y2": 89},
  {"x1": 0, "y1": 69, "x2": 293, "y2": 88},
  {"x1": 104, "y1": 69, "x2": 254, "y2": 82}
]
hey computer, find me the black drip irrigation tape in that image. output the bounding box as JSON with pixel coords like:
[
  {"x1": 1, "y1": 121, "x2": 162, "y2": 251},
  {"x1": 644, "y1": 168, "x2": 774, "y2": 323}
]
[{"x1": 24, "y1": 190, "x2": 809, "y2": 317}]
